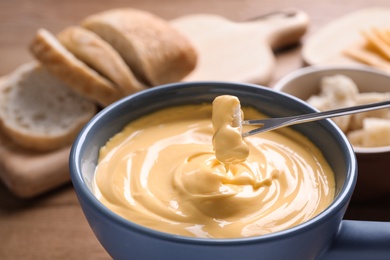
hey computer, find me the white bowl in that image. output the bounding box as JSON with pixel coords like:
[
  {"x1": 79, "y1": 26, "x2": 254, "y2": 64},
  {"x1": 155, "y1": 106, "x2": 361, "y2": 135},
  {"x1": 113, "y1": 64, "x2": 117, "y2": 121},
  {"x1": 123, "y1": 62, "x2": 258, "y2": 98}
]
[{"x1": 274, "y1": 65, "x2": 390, "y2": 200}]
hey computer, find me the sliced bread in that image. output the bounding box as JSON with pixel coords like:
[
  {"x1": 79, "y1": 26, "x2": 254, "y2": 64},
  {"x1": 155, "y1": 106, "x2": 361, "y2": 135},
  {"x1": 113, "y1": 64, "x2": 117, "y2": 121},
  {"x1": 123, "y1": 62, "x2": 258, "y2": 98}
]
[
  {"x1": 81, "y1": 8, "x2": 198, "y2": 86},
  {"x1": 57, "y1": 26, "x2": 146, "y2": 95},
  {"x1": 30, "y1": 28, "x2": 123, "y2": 107},
  {"x1": 0, "y1": 62, "x2": 97, "y2": 152}
]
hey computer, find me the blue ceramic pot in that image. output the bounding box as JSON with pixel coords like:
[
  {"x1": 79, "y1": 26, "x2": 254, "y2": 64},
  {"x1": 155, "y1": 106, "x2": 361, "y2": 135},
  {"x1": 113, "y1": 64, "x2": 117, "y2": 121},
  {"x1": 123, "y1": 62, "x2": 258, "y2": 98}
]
[{"x1": 69, "y1": 82, "x2": 390, "y2": 260}]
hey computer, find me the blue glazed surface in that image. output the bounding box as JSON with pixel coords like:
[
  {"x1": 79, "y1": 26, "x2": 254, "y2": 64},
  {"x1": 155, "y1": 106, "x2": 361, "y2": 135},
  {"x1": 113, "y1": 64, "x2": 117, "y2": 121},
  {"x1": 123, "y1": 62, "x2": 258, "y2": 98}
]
[{"x1": 70, "y1": 82, "x2": 357, "y2": 260}]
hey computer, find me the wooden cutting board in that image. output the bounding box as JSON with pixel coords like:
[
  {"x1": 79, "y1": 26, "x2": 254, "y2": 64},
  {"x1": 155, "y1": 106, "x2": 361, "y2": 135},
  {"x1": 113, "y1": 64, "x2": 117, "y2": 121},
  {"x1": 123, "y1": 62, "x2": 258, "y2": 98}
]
[
  {"x1": 302, "y1": 7, "x2": 390, "y2": 66},
  {"x1": 172, "y1": 8, "x2": 309, "y2": 84},
  {"x1": 0, "y1": 9, "x2": 308, "y2": 198},
  {"x1": 0, "y1": 131, "x2": 71, "y2": 198}
]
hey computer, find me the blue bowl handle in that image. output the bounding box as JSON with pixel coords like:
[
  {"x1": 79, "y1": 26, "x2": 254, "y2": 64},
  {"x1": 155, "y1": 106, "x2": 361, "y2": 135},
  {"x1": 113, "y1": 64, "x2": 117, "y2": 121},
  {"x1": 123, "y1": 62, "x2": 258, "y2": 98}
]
[{"x1": 319, "y1": 220, "x2": 390, "y2": 259}]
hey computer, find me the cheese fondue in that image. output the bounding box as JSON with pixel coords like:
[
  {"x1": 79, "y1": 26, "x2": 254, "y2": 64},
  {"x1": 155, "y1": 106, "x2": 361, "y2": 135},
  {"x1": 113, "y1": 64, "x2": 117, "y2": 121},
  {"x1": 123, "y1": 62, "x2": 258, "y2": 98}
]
[
  {"x1": 93, "y1": 97, "x2": 335, "y2": 238},
  {"x1": 212, "y1": 95, "x2": 249, "y2": 164}
]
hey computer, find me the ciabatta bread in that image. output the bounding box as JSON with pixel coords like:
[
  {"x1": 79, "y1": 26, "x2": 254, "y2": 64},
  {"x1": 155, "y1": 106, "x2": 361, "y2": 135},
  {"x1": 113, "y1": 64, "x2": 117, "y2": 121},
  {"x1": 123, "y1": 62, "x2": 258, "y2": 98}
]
[
  {"x1": 57, "y1": 26, "x2": 146, "y2": 95},
  {"x1": 0, "y1": 62, "x2": 97, "y2": 152},
  {"x1": 30, "y1": 28, "x2": 123, "y2": 107},
  {"x1": 81, "y1": 8, "x2": 197, "y2": 86}
]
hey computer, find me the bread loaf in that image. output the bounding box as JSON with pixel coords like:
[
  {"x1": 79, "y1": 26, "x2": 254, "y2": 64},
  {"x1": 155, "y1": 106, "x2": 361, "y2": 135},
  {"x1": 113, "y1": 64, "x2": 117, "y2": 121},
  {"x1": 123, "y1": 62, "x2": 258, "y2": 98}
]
[
  {"x1": 30, "y1": 28, "x2": 123, "y2": 107},
  {"x1": 57, "y1": 26, "x2": 146, "y2": 95},
  {"x1": 0, "y1": 8, "x2": 199, "y2": 198},
  {"x1": 81, "y1": 8, "x2": 198, "y2": 86},
  {"x1": 0, "y1": 62, "x2": 97, "y2": 152}
]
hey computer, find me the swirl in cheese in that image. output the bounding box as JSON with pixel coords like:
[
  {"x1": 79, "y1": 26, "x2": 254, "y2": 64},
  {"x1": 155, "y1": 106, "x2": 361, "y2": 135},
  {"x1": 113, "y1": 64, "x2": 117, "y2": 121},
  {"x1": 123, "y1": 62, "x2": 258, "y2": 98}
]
[{"x1": 93, "y1": 98, "x2": 335, "y2": 238}]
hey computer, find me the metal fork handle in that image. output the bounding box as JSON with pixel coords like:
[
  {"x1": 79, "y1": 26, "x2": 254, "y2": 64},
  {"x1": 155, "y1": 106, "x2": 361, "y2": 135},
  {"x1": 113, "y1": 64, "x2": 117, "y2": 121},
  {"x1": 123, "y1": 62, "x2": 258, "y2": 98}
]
[{"x1": 242, "y1": 100, "x2": 390, "y2": 137}]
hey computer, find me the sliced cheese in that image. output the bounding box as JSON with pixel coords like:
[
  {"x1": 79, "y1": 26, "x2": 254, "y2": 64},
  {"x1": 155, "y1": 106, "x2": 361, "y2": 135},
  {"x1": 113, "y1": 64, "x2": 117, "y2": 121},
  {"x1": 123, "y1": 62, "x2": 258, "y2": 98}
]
[
  {"x1": 343, "y1": 42, "x2": 390, "y2": 72},
  {"x1": 361, "y1": 28, "x2": 390, "y2": 60},
  {"x1": 343, "y1": 27, "x2": 390, "y2": 72}
]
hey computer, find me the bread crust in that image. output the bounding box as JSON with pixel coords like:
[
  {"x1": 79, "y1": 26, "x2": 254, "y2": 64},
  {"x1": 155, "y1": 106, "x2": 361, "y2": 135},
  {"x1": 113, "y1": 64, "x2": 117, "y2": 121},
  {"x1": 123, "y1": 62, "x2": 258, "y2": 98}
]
[
  {"x1": 57, "y1": 26, "x2": 146, "y2": 95},
  {"x1": 81, "y1": 8, "x2": 198, "y2": 86},
  {"x1": 30, "y1": 28, "x2": 123, "y2": 107},
  {"x1": 0, "y1": 62, "x2": 97, "y2": 152}
]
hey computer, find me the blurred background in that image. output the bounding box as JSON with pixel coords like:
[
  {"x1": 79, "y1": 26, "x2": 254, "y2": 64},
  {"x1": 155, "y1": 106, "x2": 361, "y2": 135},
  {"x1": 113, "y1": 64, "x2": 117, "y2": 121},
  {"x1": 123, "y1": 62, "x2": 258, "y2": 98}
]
[{"x1": 2, "y1": 0, "x2": 389, "y2": 85}]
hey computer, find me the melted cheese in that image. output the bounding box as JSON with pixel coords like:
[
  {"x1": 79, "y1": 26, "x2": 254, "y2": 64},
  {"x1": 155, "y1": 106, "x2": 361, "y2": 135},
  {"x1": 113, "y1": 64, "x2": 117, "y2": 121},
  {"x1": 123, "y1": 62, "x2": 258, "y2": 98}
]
[{"x1": 93, "y1": 102, "x2": 335, "y2": 238}]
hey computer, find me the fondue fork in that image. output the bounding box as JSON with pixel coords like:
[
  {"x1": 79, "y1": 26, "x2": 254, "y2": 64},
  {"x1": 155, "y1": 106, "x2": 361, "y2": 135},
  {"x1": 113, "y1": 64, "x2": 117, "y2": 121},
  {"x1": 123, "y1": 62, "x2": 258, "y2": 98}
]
[{"x1": 242, "y1": 100, "x2": 390, "y2": 137}]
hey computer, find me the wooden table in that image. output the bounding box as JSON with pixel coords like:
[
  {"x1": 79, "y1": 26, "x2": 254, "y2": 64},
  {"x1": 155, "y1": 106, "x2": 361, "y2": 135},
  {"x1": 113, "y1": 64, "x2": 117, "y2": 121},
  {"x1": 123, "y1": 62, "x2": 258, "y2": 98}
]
[{"x1": 1, "y1": 0, "x2": 390, "y2": 259}]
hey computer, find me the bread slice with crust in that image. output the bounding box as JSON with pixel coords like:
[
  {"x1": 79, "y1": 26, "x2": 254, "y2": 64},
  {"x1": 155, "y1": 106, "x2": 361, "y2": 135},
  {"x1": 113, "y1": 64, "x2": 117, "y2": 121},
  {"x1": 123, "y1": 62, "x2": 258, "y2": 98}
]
[
  {"x1": 57, "y1": 26, "x2": 146, "y2": 95},
  {"x1": 30, "y1": 28, "x2": 123, "y2": 107},
  {"x1": 0, "y1": 62, "x2": 97, "y2": 152},
  {"x1": 81, "y1": 8, "x2": 197, "y2": 86}
]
